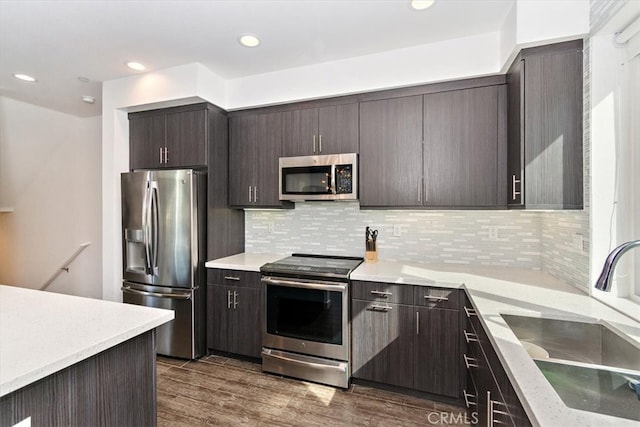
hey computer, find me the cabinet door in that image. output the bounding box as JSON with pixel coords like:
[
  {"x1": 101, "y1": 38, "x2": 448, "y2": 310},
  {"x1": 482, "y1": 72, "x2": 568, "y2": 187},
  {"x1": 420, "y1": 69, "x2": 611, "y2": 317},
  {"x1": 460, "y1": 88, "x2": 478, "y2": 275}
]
[
  {"x1": 414, "y1": 307, "x2": 461, "y2": 397},
  {"x1": 507, "y1": 60, "x2": 524, "y2": 207},
  {"x1": 282, "y1": 108, "x2": 318, "y2": 156},
  {"x1": 524, "y1": 50, "x2": 583, "y2": 209},
  {"x1": 206, "y1": 284, "x2": 232, "y2": 352},
  {"x1": 231, "y1": 286, "x2": 263, "y2": 358},
  {"x1": 317, "y1": 103, "x2": 359, "y2": 154},
  {"x1": 165, "y1": 108, "x2": 207, "y2": 168},
  {"x1": 359, "y1": 96, "x2": 423, "y2": 207},
  {"x1": 254, "y1": 112, "x2": 283, "y2": 207},
  {"x1": 129, "y1": 115, "x2": 165, "y2": 170},
  {"x1": 228, "y1": 115, "x2": 258, "y2": 206},
  {"x1": 351, "y1": 300, "x2": 414, "y2": 388},
  {"x1": 424, "y1": 86, "x2": 502, "y2": 207}
]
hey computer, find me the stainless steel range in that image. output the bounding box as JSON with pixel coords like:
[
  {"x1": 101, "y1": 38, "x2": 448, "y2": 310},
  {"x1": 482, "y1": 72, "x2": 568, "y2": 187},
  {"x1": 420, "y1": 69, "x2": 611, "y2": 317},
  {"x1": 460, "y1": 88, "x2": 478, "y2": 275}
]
[{"x1": 261, "y1": 254, "x2": 364, "y2": 388}]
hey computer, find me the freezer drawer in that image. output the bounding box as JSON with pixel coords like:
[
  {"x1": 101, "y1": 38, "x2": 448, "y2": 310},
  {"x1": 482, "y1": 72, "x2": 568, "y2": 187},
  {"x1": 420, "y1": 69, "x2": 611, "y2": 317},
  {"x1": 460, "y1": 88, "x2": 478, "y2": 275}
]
[{"x1": 122, "y1": 282, "x2": 204, "y2": 359}]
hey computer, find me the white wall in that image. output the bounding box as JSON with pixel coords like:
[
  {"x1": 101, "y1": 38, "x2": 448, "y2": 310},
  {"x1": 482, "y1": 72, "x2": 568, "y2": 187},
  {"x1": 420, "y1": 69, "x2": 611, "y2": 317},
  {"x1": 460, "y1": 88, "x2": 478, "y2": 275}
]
[
  {"x1": 0, "y1": 97, "x2": 102, "y2": 298},
  {"x1": 226, "y1": 32, "x2": 501, "y2": 110}
]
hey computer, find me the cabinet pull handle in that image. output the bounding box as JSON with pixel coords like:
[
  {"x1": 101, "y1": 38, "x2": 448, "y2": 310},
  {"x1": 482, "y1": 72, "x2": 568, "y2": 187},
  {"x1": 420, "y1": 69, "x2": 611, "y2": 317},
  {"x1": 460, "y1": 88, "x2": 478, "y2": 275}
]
[
  {"x1": 164, "y1": 146, "x2": 169, "y2": 164},
  {"x1": 318, "y1": 134, "x2": 322, "y2": 153},
  {"x1": 416, "y1": 311, "x2": 419, "y2": 335},
  {"x1": 423, "y1": 295, "x2": 448, "y2": 301},
  {"x1": 224, "y1": 276, "x2": 240, "y2": 281},
  {"x1": 462, "y1": 390, "x2": 477, "y2": 408},
  {"x1": 248, "y1": 186, "x2": 252, "y2": 203},
  {"x1": 368, "y1": 304, "x2": 392, "y2": 312},
  {"x1": 370, "y1": 290, "x2": 392, "y2": 297},
  {"x1": 464, "y1": 330, "x2": 478, "y2": 343},
  {"x1": 464, "y1": 306, "x2": 477, "y2": 318},
  {"x1": 254, "y1": 186, "x2": 258, "y2": 203},
  {"x1": 313, "y1": 135, "x2": 316, "y2": 153},
  {"x1": 418, "y1": 181, "x2": 421, "y2": 203},
  {"x1": 463, "y1": 354, "x2": 479, "y2": 369},
  {"x1": 511, "y1": 174, "x2": 521, "y2": 200},
  {"x1": 159, "y1": 147, "x2": 164, "y2": 164},
  {"x1": 227, "y1": 290, "x2": 232, "y2": 309},
  {"x1": 489, "y1": 395, "x2": 509, "y2": 425},
  {"x1": 233, "y1": 291, "x2": 238, "y2": 309}
]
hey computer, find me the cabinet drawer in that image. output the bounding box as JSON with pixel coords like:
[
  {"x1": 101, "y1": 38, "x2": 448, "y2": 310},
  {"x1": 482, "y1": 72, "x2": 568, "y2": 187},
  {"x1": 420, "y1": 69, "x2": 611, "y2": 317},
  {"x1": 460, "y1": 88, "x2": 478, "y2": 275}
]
[
  {"x1": 351, "y1": 281, "x2": 413, "y2": 305},
  {"x1": 207, "y1": 269, "x2": 261, "y2": 289},
  {"x1": 413, "y1": 287, "x2": 460, "y2": 310}
]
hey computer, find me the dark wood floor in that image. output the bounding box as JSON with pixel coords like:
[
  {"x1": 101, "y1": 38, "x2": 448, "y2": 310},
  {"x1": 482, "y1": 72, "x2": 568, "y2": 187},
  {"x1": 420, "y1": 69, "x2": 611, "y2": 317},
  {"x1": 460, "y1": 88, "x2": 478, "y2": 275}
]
[{"x1": 157, "y1": 355, "x2": 470, "y2": 426}]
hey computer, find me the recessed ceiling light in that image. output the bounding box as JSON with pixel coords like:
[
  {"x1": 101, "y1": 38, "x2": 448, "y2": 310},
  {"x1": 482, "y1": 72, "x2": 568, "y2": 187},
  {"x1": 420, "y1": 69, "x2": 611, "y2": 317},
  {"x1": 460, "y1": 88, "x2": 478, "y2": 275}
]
[
  {"x1": 239, "y1": 34, "x2": 260, "y2": 48},
  {"x1": 81, "y1": 95, "x2": 96, "y2": 104},
  {"x1": 411, "y1": 0, "x2": 435, "y2": 10},
  {"x1": 126, "y1": 61, "x2": 146, "y2": 71},
  {"x1": 13, "y1": 73, "x2": 37, "y2": 82}
]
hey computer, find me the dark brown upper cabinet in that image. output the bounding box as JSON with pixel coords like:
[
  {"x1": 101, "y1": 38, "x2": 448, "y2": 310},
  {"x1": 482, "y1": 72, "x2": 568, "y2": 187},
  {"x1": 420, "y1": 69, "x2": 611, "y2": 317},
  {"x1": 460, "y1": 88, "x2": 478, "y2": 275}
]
[
  {"x1": 359, "y1": 96, "x2": 424, "y2": 207},
  {"x1": 359, "y1": 84, "x2": 506, "y2": 209},
  {"x1": 128, "y1": 104, "x2": 208, "y2": 170},
  {"x1": 424, "y1": 85, "x2": 507, "y2": 208},
  {"x1": 507, "y1": 40, "x2": 584, "y2": 209},
  {"x1": 228, "y1": 112, "x2": 290, "y2": 208},
  {"x1": 282, "y1": 103, "x2": 359, "y2": 156}
]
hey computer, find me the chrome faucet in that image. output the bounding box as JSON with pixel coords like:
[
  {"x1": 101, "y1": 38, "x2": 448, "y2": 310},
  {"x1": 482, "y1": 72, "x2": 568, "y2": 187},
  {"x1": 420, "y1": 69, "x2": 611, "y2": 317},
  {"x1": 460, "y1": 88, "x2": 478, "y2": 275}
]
[{"x1": 595, "y1": 240, "x2": 640, "y2": 291}]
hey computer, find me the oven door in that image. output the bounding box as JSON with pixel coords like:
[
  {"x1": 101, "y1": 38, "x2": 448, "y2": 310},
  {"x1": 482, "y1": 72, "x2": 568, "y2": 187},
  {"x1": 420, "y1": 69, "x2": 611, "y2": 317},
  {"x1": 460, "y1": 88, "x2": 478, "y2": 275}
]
[{"x1": 262, "y1": 276, "x2": 349, "y2": 361}]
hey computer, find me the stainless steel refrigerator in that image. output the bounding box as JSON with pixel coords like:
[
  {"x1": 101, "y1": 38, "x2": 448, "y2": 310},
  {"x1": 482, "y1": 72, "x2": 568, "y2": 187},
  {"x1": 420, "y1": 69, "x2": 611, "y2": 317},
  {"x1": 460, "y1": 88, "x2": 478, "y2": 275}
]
[{"x1": 121, "y1": 169, "x2": 206, "y2": 359}]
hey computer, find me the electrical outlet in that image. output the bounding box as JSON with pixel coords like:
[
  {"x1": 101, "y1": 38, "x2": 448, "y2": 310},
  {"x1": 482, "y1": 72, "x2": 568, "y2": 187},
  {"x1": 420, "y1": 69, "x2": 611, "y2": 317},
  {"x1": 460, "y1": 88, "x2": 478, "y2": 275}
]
[
  {"x1": 268, "y1": 222, "x2": 275, "y2": 234},
  {"x1": 572, "y1": 233, "x2": 584, "y2": 251},
  {"x1": 393, "y1": 224, "x2": 401, "y2": 237},
  {"x1": 488, "y1": 226, "x2": 498, "y2": 239}
]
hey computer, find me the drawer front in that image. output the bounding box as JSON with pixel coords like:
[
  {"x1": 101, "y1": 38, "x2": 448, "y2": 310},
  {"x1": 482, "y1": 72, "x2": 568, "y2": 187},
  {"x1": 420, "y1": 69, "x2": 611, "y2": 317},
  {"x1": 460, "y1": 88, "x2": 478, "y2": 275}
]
[
  {"x1": 207, "y1": 269, "x2": 261, "y2": 289},
  {"x1": 351, "y1": 281, "x2": 414, "y2": 305},
  {"x1": 414, "y1": 287, "x2": 461, "y2": 310}
]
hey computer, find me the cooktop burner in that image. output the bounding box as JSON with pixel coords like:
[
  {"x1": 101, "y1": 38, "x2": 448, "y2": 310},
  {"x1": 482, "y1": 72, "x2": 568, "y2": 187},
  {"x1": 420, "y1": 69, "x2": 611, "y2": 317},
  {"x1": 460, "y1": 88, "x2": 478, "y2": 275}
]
[{"x1": 260, "y1": 253, "x2": 364, "y2": 280}]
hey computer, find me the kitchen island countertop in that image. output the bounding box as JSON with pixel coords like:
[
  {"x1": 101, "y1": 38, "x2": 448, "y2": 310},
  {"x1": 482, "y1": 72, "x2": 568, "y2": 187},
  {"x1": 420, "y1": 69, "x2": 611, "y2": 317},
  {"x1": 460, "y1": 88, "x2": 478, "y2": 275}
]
[{"x1": 0, "y1": 285, "x2": 173, "y2": 397}]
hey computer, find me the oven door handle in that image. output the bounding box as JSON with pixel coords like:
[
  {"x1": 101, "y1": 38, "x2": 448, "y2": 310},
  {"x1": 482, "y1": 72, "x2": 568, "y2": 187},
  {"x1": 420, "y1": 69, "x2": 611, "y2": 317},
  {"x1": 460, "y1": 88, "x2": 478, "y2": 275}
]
[
  {"x1": 262, "y1": 349, "x2": 348, "y2": 373},
  {"x1": 261, "y1": 277, "x2": 347, "y2": 292}
]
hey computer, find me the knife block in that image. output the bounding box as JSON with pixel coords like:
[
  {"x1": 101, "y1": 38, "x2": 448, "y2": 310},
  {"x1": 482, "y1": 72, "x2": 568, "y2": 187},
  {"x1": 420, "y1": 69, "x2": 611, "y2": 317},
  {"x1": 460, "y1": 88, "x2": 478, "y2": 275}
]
[{"x1": 365, "y1": 240, "x2": 377, "y2": 263}]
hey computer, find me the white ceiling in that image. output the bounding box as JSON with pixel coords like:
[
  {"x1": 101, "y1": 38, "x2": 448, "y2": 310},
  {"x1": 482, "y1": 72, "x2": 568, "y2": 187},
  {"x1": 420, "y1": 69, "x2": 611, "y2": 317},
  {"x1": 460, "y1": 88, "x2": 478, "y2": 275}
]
[{"x1": 0, "y1": 0, "x2": 514, "y2": 117}]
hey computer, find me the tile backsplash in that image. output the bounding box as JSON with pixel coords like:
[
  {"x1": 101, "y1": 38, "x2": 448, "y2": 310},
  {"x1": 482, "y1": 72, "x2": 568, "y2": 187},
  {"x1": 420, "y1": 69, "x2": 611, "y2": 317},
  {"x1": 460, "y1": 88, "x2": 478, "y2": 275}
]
[{"x1": 246, "y1": 202, "x2": 543, "y2": 269}]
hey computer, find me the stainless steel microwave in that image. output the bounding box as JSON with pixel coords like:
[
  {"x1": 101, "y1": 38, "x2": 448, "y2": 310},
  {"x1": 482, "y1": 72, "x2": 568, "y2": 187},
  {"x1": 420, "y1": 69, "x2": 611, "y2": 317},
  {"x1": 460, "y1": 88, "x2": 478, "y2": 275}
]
[{"x1": 279, "y1": 153, "x2": 358, "y2": 201}]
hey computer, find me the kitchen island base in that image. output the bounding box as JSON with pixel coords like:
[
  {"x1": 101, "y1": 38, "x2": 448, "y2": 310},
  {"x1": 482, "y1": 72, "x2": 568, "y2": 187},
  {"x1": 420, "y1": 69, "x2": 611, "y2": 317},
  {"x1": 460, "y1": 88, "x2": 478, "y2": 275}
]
[{"x1": 0, "y1": 331, "x2": 157, "y2": 427}]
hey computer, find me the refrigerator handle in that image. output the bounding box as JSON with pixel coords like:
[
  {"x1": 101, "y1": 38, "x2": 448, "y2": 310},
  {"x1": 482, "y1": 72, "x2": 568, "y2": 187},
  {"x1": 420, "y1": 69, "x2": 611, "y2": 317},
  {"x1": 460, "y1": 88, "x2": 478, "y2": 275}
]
[
  {"x1": 149, "y1": 181, "x2": 159, "y2": 275},
  {"x1": 142, "y1": 181, "x2": 153, "y2": 275}
]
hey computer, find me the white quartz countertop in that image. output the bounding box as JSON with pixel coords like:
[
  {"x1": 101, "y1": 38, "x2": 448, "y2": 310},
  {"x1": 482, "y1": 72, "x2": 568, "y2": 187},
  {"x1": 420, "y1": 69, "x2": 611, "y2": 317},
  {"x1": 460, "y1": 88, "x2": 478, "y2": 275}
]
[
  {"x1": 207, "y1": 253, "x2": 640, "y2": 426},
  {"x1": 205, "y1": 252, "x2": 285, "y2": 272},
  {"x1": 0, "y1": 285, "x2": 174, "y2": 397}
]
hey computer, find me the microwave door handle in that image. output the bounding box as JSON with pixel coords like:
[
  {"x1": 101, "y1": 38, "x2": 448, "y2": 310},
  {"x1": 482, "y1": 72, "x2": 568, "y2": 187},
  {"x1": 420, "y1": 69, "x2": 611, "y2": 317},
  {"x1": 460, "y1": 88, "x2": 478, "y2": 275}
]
[{"x1": 330, "y1": 164, "x2": 337, "y2": 194}]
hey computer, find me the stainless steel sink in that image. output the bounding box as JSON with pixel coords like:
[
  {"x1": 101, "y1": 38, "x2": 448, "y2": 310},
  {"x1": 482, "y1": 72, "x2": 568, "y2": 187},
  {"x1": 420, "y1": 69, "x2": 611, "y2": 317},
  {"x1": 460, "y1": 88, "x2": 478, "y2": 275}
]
[{"x1": 501, "y1": 314, "x2": 640, "y2": 421}]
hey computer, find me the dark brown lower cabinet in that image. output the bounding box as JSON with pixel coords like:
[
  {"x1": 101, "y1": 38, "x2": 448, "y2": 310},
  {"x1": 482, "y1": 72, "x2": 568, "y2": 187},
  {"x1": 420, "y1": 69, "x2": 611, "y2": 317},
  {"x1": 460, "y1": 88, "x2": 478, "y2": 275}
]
[
  {"x1": 351, "y1": 299, "x2": 415, "y2": 388},
  {"x1": 414, "y1": 307, "x2": 461, "y2": 397},
  {"x1": 206, "y1": 269, "x2": 263, "y2": 358},
  {"x1": 351, "y1": 283, "x2": 463, "y2": 399},
  {"x1": 463, "y1": 295, "x2": 532, "y2": 427},
  {"x1": 0, "y1": 331, "x2": 156, "y2": 427}
]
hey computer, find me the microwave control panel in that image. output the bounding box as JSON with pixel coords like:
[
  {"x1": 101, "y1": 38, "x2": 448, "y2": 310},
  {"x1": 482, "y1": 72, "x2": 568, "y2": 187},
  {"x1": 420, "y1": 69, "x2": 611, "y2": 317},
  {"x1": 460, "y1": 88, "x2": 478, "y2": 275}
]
[{"x1": 335, "y1": 165, "x2": 353, "y2": 194}]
